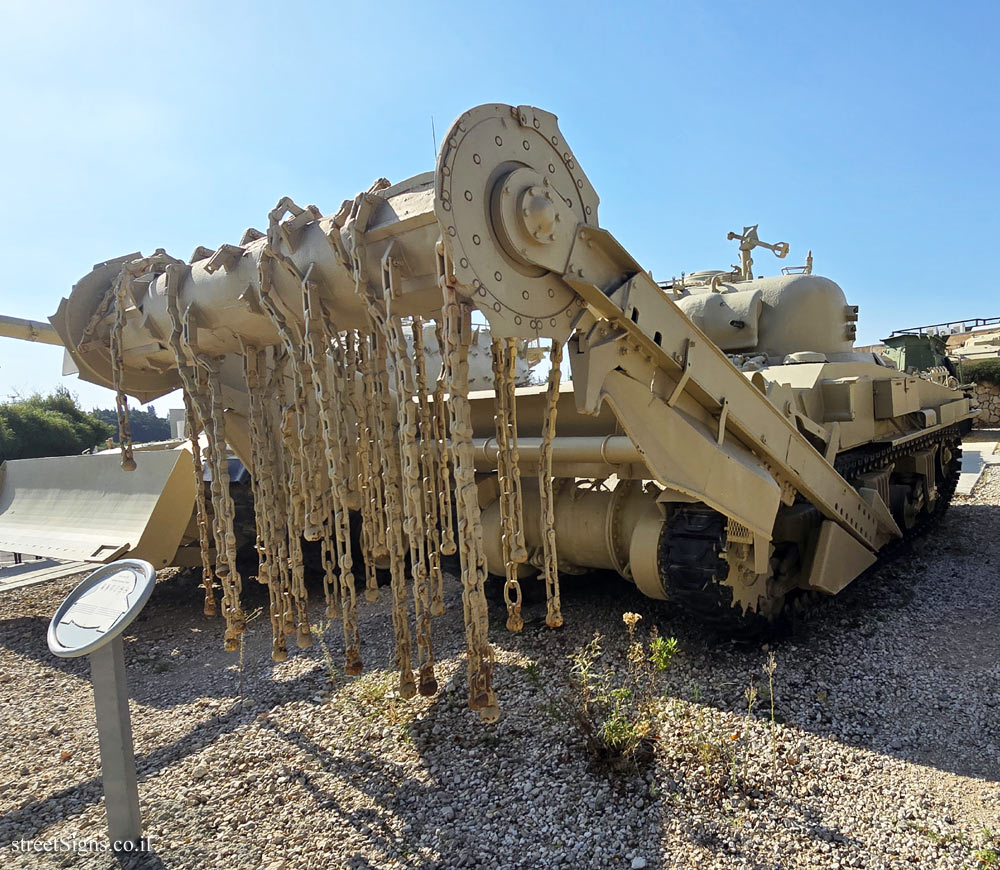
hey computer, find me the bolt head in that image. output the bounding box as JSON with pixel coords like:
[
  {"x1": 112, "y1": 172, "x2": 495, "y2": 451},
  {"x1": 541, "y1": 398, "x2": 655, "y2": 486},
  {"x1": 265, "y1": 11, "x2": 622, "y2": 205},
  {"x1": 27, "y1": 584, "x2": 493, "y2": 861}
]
[{"x1": 517, "y1": 188, "x2": 557, "y2": 245}]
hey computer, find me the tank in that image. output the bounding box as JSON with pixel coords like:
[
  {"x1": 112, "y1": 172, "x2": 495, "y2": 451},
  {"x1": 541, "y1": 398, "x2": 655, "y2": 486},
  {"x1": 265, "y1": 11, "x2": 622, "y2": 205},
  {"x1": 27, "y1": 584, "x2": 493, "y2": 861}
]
[{"x1": 2, "y1": 104, "x2": 976, "y2": 721}]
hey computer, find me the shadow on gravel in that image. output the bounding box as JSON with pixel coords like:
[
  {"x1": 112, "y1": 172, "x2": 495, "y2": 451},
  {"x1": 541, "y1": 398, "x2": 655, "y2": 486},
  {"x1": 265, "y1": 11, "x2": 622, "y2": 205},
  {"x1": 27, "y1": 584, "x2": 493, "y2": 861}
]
[
  {"x1": 638, "y1": 501, "x2": 998, "y2": 784},
  {"x1": 257, "y1": 718, "x2": 439, "y2": 869},
  {"x1": 495, "y1": 501, "x2": 999, "y2": 785},
  {"x1": 0, "y1": 569, "x2": 283, "y2": 710},
  {"x1": 2, "y1": 498, "x2": 994, "y2": 868},
  {"x1": 0, "y1": 699, "x2": 258, "y2": 843}
]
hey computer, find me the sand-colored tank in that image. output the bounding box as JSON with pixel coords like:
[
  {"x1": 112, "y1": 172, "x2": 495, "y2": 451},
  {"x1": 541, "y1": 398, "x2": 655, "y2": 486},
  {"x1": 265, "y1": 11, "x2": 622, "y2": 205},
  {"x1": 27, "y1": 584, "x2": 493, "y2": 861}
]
[{"x1": 1, "y1": 104, "x2": 976, "y2": 720}]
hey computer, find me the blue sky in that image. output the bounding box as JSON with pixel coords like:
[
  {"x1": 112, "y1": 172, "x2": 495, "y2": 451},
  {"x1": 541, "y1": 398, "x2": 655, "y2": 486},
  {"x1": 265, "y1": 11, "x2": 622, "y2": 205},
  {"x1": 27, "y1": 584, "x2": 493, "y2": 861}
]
[{"x1": 0, "y1": 0, "x2": 997, "y2": 411}]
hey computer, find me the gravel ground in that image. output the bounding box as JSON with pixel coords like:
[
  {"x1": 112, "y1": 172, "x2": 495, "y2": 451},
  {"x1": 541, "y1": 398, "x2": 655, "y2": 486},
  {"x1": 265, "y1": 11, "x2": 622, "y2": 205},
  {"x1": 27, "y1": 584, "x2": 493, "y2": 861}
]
[{"x1": 0, "y1": 465, "x2": 997, "y2": 869}]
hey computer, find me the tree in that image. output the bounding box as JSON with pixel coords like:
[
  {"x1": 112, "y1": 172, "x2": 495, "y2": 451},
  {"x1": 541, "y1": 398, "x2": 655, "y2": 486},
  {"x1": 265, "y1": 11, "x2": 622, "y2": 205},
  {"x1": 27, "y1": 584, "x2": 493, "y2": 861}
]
[
  {"x1": 0, "y1": 387, "x2": 114, "y2": 461},
  {"x1": 91, "y1": 405, "x2": 171, "y2": 443}
]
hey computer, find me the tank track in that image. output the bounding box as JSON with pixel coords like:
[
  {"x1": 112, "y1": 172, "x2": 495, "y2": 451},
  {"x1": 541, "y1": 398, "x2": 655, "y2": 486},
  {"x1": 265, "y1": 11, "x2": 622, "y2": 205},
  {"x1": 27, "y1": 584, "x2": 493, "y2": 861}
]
[
  {"x1": 657, "y1": 506, "x2": 771, "y2": 635},
  {"x1": 787, "y1": 428, "x2": 963, "y2": 624},
  {"x1": 657, "y1": 425, "x2": 964, "y2": 632},
  {"x1": 833, "y1": 424, "x2": 963, "y2": 560}
]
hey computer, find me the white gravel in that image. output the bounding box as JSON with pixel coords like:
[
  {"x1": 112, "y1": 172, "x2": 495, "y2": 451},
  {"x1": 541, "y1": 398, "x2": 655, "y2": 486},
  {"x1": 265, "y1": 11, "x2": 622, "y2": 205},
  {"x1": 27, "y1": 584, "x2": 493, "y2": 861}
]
[{"x1": 0, "y1": 466, "x2": 997, "y2": 869}]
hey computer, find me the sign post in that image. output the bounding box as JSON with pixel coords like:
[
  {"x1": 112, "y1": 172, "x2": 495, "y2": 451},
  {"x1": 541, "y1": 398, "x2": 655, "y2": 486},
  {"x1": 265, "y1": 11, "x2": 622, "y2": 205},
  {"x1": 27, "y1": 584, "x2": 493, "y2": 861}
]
[{"x1": 47, "y1": 559, "x2": 157, "y2": 849}]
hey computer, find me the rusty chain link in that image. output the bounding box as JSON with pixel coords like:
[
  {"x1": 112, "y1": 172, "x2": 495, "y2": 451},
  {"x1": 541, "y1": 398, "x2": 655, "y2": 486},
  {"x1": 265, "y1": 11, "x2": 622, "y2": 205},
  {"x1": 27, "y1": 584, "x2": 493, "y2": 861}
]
[
  {"x1": 539, "y1": 339, "x2": 564, "y2": 629},
  {"x1": 443, "y1": 279, "x2": 499, "y2": 722},
  {"x1": 492, "y1": 337, "x2": 528, "y2": 632},
  {"x1": 345, "y1": 330, "x2": 380, "y2": 604},
  {"x1": 162, "y1": 261, "x2": 217, "y2": 618},
  {"x1": 413, "y1": 319, "x2": 446, "y2": 618},
  {"x1": 432, "y1": 316, "x2": 457, "y2": 563},
  {"x1": 197, "y1": 355, "x2": 246, "y2": 650},
  {"x1": 109, "y1": 268, "x2": 136, "y2": 472},
  {"x1": 383, "y1": 305, "x2": 437, "y2": 697},
  {"x1": 367, "y1": 307, "x2": 417, "y2": 699}
]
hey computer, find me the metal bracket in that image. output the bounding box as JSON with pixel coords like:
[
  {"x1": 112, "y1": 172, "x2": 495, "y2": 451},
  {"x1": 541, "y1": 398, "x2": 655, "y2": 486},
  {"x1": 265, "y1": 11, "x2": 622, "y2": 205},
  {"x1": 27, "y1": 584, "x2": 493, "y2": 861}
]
[
  {"x1": 666, "y1": 338, "x2": 696, "y2": 407},
  {"x1": 204, "y1": 244, "x2": 244, "y2": 275},
  {"x1": 716, "y1": 397, "x2": 729, "y2": 446}
]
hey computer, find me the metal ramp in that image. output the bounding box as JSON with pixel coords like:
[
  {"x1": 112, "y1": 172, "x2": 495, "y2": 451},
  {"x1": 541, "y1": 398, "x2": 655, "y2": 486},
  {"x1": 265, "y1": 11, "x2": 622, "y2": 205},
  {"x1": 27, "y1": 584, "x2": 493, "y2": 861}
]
[{"x1": 0, "y1": 449, "x2": 196, "y2": 568}]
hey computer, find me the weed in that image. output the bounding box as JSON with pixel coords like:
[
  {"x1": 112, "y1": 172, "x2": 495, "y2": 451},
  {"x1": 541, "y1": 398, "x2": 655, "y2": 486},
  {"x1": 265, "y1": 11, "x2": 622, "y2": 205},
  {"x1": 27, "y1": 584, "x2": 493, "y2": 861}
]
[
  {"x1": 237, "y1": 607, "x2": 263, "y2": 709},
  {"x1": 355, "y1": 672, "x2": 417, "y2": 728},
  {"x1": 763, "y1": 651, "x2": 779, "y2": 769},
  {"x1": 524, "y1": 661, "x2": 542, "y2": 688},
  {"x1": 565, "y1": 612, "x2": 675, "y2": 776},
  {"x1": 977, "y1": 826, "x2": 1000, "y2": 866},
  {"x1": 908, "y1": 823, "x2": 967, "y2": 847},
  {"x1": 649, "y1": 630, "x2": 679, "y2": 672},
  {"x1": 311, "y1": 620, "x2": 340, "y2": 685}
]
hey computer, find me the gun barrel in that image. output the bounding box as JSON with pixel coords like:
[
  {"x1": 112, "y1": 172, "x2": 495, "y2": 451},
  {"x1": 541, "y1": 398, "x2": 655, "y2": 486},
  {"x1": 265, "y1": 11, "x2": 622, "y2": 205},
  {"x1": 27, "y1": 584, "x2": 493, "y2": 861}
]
[{"x1": 0, "y1": 314, "x2": 63, "y2": 346}]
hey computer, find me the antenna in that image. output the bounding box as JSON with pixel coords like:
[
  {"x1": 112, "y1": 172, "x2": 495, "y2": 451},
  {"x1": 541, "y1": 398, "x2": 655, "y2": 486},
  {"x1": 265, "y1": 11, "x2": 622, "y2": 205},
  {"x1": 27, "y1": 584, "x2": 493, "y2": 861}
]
[{"x1": 431, "y1": 116, "x2": 437, "y2": 162}]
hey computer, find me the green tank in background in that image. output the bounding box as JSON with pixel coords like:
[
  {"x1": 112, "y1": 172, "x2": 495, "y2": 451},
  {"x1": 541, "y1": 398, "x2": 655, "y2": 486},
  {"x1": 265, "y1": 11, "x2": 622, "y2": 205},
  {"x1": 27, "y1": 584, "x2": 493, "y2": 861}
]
[
  {"x1": 881, "y1": 332, "x2": 955, "y2": 376},
  {"x1": 876, "y1": 318, "x2": 1000, "y2": 383}
]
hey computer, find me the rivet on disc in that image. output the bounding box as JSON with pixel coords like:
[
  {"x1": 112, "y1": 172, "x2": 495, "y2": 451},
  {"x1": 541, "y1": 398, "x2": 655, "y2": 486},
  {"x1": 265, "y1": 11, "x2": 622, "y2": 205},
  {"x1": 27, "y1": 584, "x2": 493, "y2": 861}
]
[
  {"x1": 548, "y1": 164, "x2": 555, "y2": 173},
  {"x1": 533, "y1": 119, "x2": 540, "y2": 128},
  {"x1": 547, "y1": 288, "x2": 555, "y2": 298},
  {"x1": 464, "y1": 190, "x2": 473, "y2": 201},
  {"x1": 495, "y1": 136, "x2": 503, "y2": 146},
  {"x1": 522, "y1": 140, "x2": 530, "y2": 151},
  {"x1": 515, "y1": 315, "x2": 522, "y2": 324},
  {"x1": 576, "y1": 179, "x2": 583, "y2": 188},
  {"x1": 473, "y1": 234, "x2": 481, "y2": 245},
  {"x1": 473, "y1": 154, "x2": 481, "y2": 164},
  {"x1": 495, "y1": 271, "x2": 503, "y2": 281},
  {"x1": 522, "y1": 290, "x2": 530, "y2": 300},
  {"x1": 586, "y1": 206, "x2": 592, "y2": 215},
  {"x1": 460, "y1": 258, "x2": 469, "y2": 268},
  {"x1": 550, "y1": 318, "x2": 556, "y2": 326},
  {"x1": 442, "y1": 201, "x2": 451, "y2": 211},
  {"x1": 494, "y1": 302, "x2": 502, "y2": 312},
  {"x1": 448, "y1": 226, "x2": 456, "y2": 236}
]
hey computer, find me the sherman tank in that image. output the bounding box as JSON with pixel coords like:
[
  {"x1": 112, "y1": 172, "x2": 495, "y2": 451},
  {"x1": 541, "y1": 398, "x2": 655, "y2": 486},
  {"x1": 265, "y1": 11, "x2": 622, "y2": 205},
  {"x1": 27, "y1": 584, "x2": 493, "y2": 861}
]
[{"x1": 0, "y1": 104, "x2": 975, "y2": 721}]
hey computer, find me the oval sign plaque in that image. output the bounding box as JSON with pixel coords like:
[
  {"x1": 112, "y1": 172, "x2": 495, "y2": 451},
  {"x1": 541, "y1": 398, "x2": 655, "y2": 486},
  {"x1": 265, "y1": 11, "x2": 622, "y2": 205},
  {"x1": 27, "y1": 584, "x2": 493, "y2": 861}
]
[{"x1": 47, "y1": 560, "x2": 157, "y2": 658}]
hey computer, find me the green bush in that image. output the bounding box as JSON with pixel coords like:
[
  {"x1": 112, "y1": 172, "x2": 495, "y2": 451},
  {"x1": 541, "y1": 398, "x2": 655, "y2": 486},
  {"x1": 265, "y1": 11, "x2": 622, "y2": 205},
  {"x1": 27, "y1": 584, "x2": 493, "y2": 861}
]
[
  {"x1": 959, "y1": 358, "x2": 1000, "y2": 386},
  {"x1": 0, "y1": 388, "x2": 113, "y2": 461},
  {"x1": 91, "y1": 405, "x2": 171, "y2": 443}
]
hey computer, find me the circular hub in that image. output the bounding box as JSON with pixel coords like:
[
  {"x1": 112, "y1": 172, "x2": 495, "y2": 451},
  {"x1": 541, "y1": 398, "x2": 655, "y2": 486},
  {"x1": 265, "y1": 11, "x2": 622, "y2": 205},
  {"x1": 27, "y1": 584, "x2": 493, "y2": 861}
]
[
  {"x1": 434, "y1": 104, "x2": 599, "y2": 339},
  {"x1": 518, "y1": 185, "x2": 557, "y2": 243}
]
